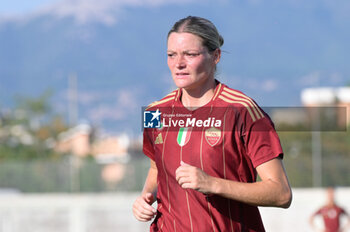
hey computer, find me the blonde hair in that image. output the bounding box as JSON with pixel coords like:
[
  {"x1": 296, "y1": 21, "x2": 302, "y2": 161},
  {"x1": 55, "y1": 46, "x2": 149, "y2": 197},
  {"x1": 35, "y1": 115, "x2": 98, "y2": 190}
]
[{"x1": 167, "y1": 16, "x2": 224, "y2": 52}]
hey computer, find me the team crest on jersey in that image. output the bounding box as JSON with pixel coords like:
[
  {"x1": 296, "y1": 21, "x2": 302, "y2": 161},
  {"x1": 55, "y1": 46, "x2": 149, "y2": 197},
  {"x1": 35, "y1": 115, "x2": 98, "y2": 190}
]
[
  {"x1": 177, "y1": 127, "x2": 192, "y2": 147},
  {"x1": 327, "y1": 209, "x2": 337, "y2": 219},
  {"x1": 205, "y1": 127, "x2": 221, "y2": 146}
]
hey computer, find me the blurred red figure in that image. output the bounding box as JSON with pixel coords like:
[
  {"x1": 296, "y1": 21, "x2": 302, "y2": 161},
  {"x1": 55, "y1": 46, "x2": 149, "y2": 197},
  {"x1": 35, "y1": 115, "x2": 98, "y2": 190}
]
[{"x1": 310, "y1": 187, "x2": 350, "y2": 232}]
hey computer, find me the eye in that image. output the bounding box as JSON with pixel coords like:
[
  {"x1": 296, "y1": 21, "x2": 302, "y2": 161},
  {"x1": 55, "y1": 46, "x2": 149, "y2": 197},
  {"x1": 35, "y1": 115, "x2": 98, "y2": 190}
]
[
  {"x1": 167, "y1": 53, "x2": 175, "y2": 58},
  {"x1": 185, "y1": 52, "x2": 200, "y2": 57}
]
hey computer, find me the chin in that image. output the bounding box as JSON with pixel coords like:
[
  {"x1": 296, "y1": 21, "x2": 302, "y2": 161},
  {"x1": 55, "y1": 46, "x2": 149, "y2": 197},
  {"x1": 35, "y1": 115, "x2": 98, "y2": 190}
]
[{"x1": 173, "y1": 78, "x2": 193, "y2": 89}]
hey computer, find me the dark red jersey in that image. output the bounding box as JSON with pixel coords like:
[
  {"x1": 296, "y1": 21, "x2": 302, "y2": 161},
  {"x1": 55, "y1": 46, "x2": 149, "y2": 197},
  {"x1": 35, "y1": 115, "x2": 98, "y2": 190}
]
[
  {"x1": 314, "y1": 205, "x2": 347, "y2": 232},
  {"x1": 143, "y1": 82, "x2": 283, "y2": 232}
]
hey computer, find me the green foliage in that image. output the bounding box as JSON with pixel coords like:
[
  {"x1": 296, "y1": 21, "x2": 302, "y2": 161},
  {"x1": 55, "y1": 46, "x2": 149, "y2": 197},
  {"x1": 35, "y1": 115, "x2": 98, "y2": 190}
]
[
  {"x1": 78, "y1": 161, "x2": 105, "y2": 192},
  {"x1": 14, "y1": 89, "x2": 53, "y2": 117},
  {"x1": 279, "y1": 128, "x2": 350, "y2": 188},
  {"x1": 0, "y1": 89, "x2": 68, "y2": 161},
  {"x1": 0, "y1": 158, "x2": 147, "y2": 193},
  {"x1": 0, "y1": 90, "x2": 146, "y2": 193}
]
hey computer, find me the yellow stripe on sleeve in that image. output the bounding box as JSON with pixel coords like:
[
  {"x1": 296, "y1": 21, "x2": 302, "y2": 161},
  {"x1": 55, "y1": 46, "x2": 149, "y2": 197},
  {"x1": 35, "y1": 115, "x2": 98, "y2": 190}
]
[
  {"x1": 221, "y1": 91, "x2": 262, "y2": 120},
  {"x1": 218, "y1": 95, "x2": 257, "y2": 122},
  {"x1": 165, "y1": 91, "x2": 176, "y2": 97},
  {"x1": 223, "y1": 87, "x2": 265, "y2": 118}
]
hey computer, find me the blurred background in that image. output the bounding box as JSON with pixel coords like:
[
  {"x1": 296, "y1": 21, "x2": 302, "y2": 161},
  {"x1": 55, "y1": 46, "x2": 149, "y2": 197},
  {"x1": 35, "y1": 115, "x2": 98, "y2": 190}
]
[{"x1": 0, "y1": 0, "x2": 349, "y2": 231}]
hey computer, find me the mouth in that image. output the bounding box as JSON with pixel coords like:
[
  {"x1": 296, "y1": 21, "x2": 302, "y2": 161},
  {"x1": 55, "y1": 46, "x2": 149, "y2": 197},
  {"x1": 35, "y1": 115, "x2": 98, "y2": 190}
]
[{"x1": 175, "y1": 72, "x2": 190, "y2": 78}]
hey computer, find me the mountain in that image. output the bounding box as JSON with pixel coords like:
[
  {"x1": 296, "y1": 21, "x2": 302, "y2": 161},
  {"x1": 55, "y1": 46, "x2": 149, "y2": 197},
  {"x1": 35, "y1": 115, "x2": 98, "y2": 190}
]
[{"x1": 0, "y1": 0, "x2": 349, "y2": 134}]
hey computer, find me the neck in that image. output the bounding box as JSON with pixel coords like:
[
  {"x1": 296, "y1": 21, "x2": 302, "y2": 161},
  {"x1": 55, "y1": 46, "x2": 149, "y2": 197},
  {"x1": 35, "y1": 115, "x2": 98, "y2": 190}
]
[
  {"x1": 327, "y1": 201, "x2": 335, "y2": 207},
  {"x1": 181, "y1": 79, "x2": 217, "y2": 109}
]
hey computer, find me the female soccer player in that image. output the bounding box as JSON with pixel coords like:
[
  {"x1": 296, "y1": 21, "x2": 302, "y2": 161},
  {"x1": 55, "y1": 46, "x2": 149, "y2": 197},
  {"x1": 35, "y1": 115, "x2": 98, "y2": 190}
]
[{"x1": 133, "y1": 16, "x2": 292, "y2": 231}]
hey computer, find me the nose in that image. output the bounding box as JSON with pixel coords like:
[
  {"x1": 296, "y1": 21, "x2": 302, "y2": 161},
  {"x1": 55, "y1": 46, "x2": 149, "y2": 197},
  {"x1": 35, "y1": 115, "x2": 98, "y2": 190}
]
[{"x1": 175, "y1": 55, "x2": 186, "y2": 69}]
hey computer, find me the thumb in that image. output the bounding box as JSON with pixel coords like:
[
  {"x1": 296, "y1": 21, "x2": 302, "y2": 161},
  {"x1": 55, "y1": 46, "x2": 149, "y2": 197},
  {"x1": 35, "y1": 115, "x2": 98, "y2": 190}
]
[{"x1": 144, "y1": 192, "x2": 154, "y2": 203}]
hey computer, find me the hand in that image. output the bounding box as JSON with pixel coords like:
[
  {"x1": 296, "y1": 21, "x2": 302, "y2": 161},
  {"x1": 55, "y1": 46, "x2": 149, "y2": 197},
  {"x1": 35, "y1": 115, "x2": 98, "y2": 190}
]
[
  {"x1": 175, "y1": 161, "x2": 214, "y2": 194},
  {"x1": 132, "y1": 193, "x2": 157, "y2": 222}
]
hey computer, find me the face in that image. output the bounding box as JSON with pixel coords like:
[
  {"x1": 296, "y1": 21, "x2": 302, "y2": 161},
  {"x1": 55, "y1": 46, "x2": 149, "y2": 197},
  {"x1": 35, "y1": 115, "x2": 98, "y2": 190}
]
[{"x1": 167, "y1": 32, "x2": 220, "y2": 90}]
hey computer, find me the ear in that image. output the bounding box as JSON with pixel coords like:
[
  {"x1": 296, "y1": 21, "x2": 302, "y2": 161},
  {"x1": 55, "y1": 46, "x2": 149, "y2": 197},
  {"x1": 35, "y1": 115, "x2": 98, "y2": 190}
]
[{"x1": 213, "y1": 48, "x2": 221, "y2": 65}]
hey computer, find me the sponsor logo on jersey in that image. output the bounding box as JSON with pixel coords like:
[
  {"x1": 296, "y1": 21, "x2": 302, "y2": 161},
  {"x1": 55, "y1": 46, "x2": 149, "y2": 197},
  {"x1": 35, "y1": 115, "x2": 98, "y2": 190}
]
[
  {"x1": 177, "y1": 127, "x2": 192, "y2": 147},
  {"x1": 143, "y1": 109, "x2": 161, "y2": 128},
  {"x1": 205, "y1": 127, "x2": 221, "y2": 146}
]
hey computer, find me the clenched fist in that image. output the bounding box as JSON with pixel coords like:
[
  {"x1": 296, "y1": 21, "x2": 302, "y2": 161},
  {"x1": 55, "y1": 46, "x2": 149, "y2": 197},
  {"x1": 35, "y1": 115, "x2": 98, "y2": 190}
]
[
  {"x1": 132, "y1": 192, "x2": 157, "y2": 222},
  {"x1": 175, "y1": 161, "x2": 215, "y2": 194}
]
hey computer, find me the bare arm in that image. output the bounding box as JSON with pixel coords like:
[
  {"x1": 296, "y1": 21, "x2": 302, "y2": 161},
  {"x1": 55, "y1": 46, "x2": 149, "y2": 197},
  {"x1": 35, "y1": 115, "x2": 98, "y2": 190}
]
[
  {"x1": 141, "y1": 159, "x2": 158, "y2": 197},
  {"x1": 176, "y1": 158, "x2": 292, "y2": 208},
  {"x1": 309, "y1": 213, "x2": 318, "y2": 231},
  {"x1": 133, "y1": 159, "x2": 158, "y2": 222},
  {"x1": 213, "y1": 158, "x2": 292, "y2": 208}
]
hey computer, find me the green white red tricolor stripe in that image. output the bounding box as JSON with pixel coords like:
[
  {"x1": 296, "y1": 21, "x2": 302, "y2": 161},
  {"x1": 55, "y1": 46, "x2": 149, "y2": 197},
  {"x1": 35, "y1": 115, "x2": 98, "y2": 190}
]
[{"x1": 177, "y1": 127, "x2": 191, "y2": 146}]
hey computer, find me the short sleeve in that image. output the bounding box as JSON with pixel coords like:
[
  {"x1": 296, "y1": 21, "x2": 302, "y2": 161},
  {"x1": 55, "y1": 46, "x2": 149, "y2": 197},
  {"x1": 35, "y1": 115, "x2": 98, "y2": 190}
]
[
  {"x1": 243, "y1": 112, "x2": 283, "y2": 168},
  {"x1": 143, "y1": 128, "x2": 155, "y2": 161},
  {"x1": 313, "y1": 208, "x2": 323, "y2": 216}
]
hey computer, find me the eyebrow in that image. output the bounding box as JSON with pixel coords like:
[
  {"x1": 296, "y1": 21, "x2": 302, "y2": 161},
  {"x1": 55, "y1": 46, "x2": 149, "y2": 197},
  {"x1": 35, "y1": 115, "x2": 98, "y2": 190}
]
[{"x1": 167, "y1": 49, "x2": 202, "y2": 53}]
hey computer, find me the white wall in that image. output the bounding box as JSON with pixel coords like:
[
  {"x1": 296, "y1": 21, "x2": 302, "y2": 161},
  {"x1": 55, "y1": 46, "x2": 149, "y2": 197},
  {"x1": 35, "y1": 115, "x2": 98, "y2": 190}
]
[
  {"x1": 0, "y1": 188, "x2": 349, "y2": 232},
  {"x1": 0, "y1": 193, "x2": 151, "y2": 232}
]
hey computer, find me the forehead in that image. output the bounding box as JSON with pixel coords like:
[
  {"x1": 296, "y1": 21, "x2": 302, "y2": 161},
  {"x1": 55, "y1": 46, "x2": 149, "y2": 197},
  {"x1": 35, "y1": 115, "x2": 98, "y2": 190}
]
[{"x1": 167, "y1": 32, "x2": 204, "y2": 50}]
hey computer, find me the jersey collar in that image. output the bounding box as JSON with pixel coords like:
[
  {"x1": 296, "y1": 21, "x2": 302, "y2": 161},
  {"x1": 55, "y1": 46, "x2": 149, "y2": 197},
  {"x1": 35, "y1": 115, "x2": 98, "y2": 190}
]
[{"x1": 174, "y1": 79, "x2": 223, "y2": 109}]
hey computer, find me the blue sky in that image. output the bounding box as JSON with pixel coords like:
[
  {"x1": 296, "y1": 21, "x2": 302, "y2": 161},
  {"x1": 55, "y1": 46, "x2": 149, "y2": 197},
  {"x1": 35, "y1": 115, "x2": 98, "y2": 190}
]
[{"x1": 0, "y1": 0, "x2": 55, "y2": 14}]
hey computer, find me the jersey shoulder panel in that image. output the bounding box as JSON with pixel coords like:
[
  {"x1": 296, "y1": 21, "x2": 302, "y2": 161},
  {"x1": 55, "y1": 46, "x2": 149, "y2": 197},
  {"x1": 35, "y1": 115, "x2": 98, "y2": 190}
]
[
  {"x1": 216, "y1": 85, "x2": 265, "y2": 122},
  {"x1": 146, "y1": 89, "x2": 179, "y2": 110}
]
